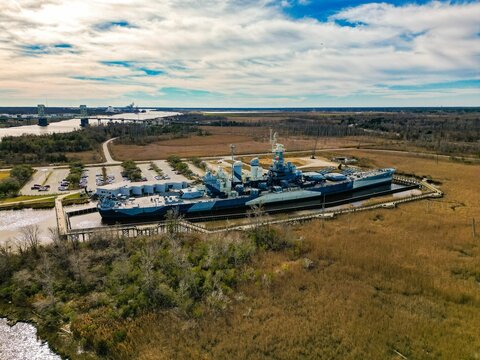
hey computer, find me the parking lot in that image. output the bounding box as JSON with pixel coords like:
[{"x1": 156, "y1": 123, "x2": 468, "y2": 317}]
[
  {"x1": 137, "y1": 163, "x2": 158, "y2": 181},
  {"x1": 22, "y1": 167, "x2": 70, "y2": 195},
  {"x1": 152, "y1": 160, "x2": 188, "y2": 182},
  {"x1": 20, "y1": 161, "x2": 190, "y2": 196},
  {"x1": 106, "y1": 165, "x2": 125, "y2": 183}
]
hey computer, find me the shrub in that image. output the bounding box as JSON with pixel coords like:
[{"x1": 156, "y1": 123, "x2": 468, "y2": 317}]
[{"x1": 121, "y1": 160, "x2": 142, "y2": 181}]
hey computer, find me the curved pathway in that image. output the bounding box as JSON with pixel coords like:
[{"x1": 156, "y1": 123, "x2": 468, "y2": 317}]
[{"x1": 101, "y1": 138, "x2": 121, "y2": 165}]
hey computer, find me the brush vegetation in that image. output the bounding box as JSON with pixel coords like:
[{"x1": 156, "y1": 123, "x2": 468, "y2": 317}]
[
  {"x1": 66, "y1": 162, "x2": 85, "y2": 190},
  {"x1": 0, "y1": 218, "x2": 301, "y2": 359}
]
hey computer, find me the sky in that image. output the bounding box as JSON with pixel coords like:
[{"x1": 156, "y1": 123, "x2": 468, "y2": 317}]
[{"x1": 0, "y1": 0, "x2": 479, "y2": 107}]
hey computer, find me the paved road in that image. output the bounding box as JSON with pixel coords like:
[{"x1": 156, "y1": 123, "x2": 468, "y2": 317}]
[{"x1": 101, "y1": 138, "x2": 120, "y2": 165}]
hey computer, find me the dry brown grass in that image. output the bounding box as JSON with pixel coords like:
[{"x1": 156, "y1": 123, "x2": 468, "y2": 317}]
[
  {"x1": 109, "y1": 126, "x2": 379, "y2": 161},
  {"x1": 103, "y1": 152, "x2": 480, "y2": 359},
  {"x1": 65, "y1": 149, "x2": 104, "y2": 164}
]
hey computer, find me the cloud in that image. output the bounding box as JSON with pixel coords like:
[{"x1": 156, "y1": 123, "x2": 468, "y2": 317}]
[{"x1": 0, "y1": 0, "x2": 479, "y2": 106}]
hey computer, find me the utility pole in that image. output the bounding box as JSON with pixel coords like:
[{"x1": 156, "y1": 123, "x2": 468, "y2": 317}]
[
  {"x1": 311, "y1": 127, "x2": 319, "y2": 159},
  {"x1": 230, "y1": 144, "x2": 236, "y2": 184},
  {"x1": 321, "y1": 193, "x2": 326, "y2": 227}
]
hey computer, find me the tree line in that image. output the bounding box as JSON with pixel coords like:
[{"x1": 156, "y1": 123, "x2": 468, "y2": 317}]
[
  {"x1": 0, "y1": 122, "x2": 198, "y2": 166},
  {"x1": 0, "y1": 165, "x2": 34, "y2": 198}
]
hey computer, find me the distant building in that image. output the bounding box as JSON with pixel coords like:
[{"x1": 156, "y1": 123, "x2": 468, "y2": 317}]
[
  {"x1": 105, "y1": 106, "x2": 119, "y2": 114},
  {"x1": 331, "y1": 156, "x2": 358, "y2": 164}
]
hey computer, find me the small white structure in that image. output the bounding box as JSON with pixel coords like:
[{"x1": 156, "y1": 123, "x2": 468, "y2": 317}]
[
  {"x1": 180, "y1": 187, "x2": 203, "y2": 199},
  {"x1": 250, "y1": 157, "x2": 263, "y2": 181},
  {"x1": 96, "y1": 180, "x2": 189, "y2": 197}
]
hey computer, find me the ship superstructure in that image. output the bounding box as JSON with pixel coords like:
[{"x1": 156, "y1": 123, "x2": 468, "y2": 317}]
[{"x1": 98, "y1": 140, "x2": 395, "y2": 221}]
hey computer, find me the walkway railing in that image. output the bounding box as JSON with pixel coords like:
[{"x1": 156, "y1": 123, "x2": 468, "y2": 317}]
[{"x1": 63, "y1": 176, "x2": 443, "y2": 241}]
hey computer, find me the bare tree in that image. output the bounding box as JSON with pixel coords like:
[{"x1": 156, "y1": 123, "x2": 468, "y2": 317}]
[
  {"x1": 16, "y1": 224, "x2": 41, "y2": 255},
  {"x1": 38, "y1": 251, "x2": 56, "y2": 309},
  {"x1": 165, "y1": 207, "x2": 184, "y2": 246},
  {"x1": 140, "y1": 241, "x2": 157, "y2": 297},
  {"x1": 248, "y1": 202, "x2": 267, "y2": 232}
]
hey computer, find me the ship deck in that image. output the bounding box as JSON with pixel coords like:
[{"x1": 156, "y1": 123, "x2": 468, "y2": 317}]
[{"x1": 106, "y1": 178, "x2": 351, "y2": 210}]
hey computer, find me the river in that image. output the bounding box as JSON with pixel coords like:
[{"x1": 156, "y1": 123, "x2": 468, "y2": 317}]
[
  {"x1": 0, "y1": 110, "x2": 179, "y2": 140},
  {"x1": 0, "y1": 318, "x2": 61, "y2": 360},
  {"x1": 0, "y1": 209, "x2": 57, "y2": 246}
]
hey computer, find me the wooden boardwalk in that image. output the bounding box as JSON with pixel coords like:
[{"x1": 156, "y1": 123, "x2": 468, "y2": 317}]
[{"x1": 61, "y1": 176, "x2": 443, "y2": 242}]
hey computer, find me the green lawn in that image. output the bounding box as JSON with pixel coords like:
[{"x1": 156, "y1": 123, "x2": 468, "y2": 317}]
[{"x1": 0, "y1": 194, "x2": 55, "y2": 205}]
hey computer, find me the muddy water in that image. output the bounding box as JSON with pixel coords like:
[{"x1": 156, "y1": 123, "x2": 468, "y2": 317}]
[
  {"x1": 0, "y1": 318, "x2": 61, "y2": 360},
  {"x1": 0, "y1": 209, "x2": 57, "y2": 246},
  {"x1": 69, "y1": 211, "x2": 104, "y2": 230}
]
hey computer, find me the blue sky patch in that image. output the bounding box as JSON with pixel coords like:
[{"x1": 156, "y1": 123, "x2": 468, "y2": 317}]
[
  {"x1": 386, "y1": 79, "x2": 480, "y2": 91},
  {"x1": 95, "y1": 20, "x2": 133, "y2": 31},
  {"x1": 21, "y1": 43, "x2": 75, "y2": 56},
  {"x1": 139, "y1": 68, "x2": 165, "y2": 76},
  {"x1": 101, "y1": 61, "x2": 165, "y2": 76},
  {"x1": 53, "y1": 43, "x2": 73, "y2": 48},
  {"x1": 282, "y1": 0, "x2": 433, "y2": 21},
  {"x1": 161, "y1": 87, "x2": 215, "y2": 97},
  {"x1": 21, "y1": 44, "x2": 49, "y2": 55},
  {"x1": 101, "y1": 60, "x2": 134, "y2": 68},
  {"x1": 334, "y1": 19, "x2": 365, "y2": 27},
  {"x1": 72, "y1": 76, "x2": 113, "y2": 82}
]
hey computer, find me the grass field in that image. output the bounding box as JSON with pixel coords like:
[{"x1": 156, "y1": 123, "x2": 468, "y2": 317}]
[
  {"x1": 62, "y1": 151, "x2": 479, "y2": 359},
  {"x1": 0, "y1": 194, "x2": 54, "y2": 205},
  {"x1": 0, "y1": 171, "x2": 9, "y2": 180},
  {"x1": 64, "y1": 148, "x2": 105, "y2": 164},
  {"x1": 109, "y1": 126, "x2": 382, "y2": 161}
]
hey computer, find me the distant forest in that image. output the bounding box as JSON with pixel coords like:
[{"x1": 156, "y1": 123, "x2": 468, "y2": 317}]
[
  {"x1": 0, "y1": 110, "x2": 478, "y2": 166},
  {"x1": 184, "y1": 110, "x2": 480, "y2": 157},
  {"x1": 0, "y1": 122, "x2": 197, "y2": 165}
]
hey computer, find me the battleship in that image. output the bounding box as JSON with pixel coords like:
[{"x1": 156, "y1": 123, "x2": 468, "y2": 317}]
[{"x1": 97, "y1": 138, "x2": 395, "y2": 221}]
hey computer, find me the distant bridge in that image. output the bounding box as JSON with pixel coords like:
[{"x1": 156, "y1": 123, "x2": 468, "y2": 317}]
[{"x1": 36, "y1": 104, "x2": 176, "y2": 127}]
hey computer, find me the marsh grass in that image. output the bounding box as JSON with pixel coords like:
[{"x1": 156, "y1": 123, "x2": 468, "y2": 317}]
[
  {"x1": 1, "y1": 151, "x2": 479, "y2": 359},
  {"x1": 109, "y1": 151, "x2": 480, "y2": 359}
]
